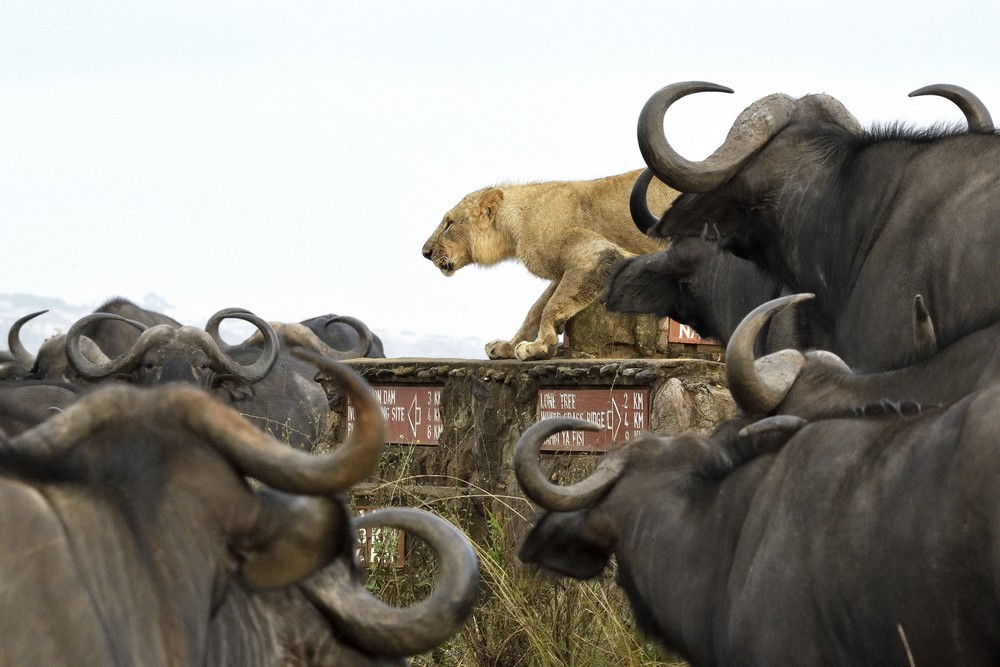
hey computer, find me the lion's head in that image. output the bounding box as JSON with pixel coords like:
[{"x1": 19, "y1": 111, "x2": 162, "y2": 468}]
[{"x1": 422, "y1": 187, "x2": 510, "y2": 276}]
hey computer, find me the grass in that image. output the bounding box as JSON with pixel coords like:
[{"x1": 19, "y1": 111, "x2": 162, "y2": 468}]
[{"x1": 352, "y1": 466, "x2": 686, "y2": 667}]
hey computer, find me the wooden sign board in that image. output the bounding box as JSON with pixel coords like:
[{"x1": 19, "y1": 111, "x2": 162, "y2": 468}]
[
  {"x1": 666, "y1": 318, "x2": 719, "y2": 345},
  {"x1": 355, "y1": 507, "x2": 406, "y2": 568},
  {"x1": 537, "y1": 387, "x2": 650, "y2": 452},
  {"x1": 347, "y1": 385, "x2": 443, "y2": 445}
]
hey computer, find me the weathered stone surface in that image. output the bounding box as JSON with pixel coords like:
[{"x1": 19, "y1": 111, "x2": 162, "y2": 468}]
[
  {"x1": 322, "y1": 356, "x2": 735, "y2": 500},
  {"x1": 561, "y1": 300, "x2": 724, "y2": 362},
  {"x1": 563, "y1": 301, "x2": 662, "y2": 358}
]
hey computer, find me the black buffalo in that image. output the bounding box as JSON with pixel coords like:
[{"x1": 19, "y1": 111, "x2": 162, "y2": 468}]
[
  {"x1": 0, "y1": 380, "x2": 80, "y2": 437},
  {"x1": 516, "y1": 379, "x2": 1000, "y2": 664},
  {"x1": 63, "y1": 308, "x2": 333, "y2": 450},
  {"x1": 6, "y1": 297, "x2": 181, "y2": 382},
  {"x1": 726, "y1": 293, "x2": 1000, "y2": 425},
  {"x1": 0, "y1": 354, "x2": 478, "y2": 665},
  {"x1": 615, "y1": 85, "x2": 992, "y2": 366},
  {"x1": 638, "y1": 81, "x2": 1000, "y2": 371},
  {"x1": 604, "y1": 223, "x2": 818, "y2": 355},
  {"x1": 300, "y1": 313, "x2": 386, "y2": 358},
  {"x1": 206, "y1": 309, "x2": 380, "y2": 360}
]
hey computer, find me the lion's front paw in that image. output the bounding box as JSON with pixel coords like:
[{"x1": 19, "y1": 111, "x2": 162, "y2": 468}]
[
  {"x1": 485, "y1": 340, "x2": 516, "y2": 359},
  {"x1": 514, "y1": 340, "x2": 557, "y2": 361}
]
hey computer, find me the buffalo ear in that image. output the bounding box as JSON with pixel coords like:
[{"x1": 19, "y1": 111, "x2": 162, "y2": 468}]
[
  {"x1": 478, "y1": 188, "x2": 504, "y2": 222},
  {"x1": 240, "y1": 490, "x2": 351, "y2": 589},
  {"x1": 519, "y1": 511, "x2": 616, "y2": 581}
]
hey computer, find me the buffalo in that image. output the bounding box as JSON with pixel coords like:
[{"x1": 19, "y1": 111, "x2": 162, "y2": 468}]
[
  {"x1": 0, "y1": 353, "x2": 478, "y2": 665},
  {"x1": 637, "y1": 81, "x2": 1000, "y2": 371},
  {"x1": 299, "y1": 313, "x2": 386, "y2": 358},
  {"x1": 610, "y1": 85, "x2": 992, "y2": 364},
  {"x1": 62, "y1": 308, "x2": 336, "y2": 450},
  {"x1": 0, "y1": 380, "x2": 80, "y2": 437},
  {"x1": 5, "y1": 298, "x2": 181, "y2": 383},
  {"x1": 726, "y1": 293, "x2": 1000, "y2": 426},
  {"x1": 6, "y1": 310, "x2": 110, "y2": 383},
  {"x1": 515, "y1": 360, "x2": 1000, "y2": 664}
]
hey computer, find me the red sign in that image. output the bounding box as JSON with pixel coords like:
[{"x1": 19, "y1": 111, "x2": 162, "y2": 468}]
[
  {"x1": 666, "y1": 319, "x2": 719, "y2": 344},
  {"x1": 347, "y1": 385, "x2": 443, "y2": 445},
  {"x1": 355, "y1": 507, "x2": 406, "y2": 568},
  {"x1": 536, "y1": 387, "x2": 649, "y2": 452}
]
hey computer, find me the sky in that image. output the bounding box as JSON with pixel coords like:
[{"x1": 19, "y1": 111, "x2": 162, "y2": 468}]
[{"x1": 3, "y1": 1, "x2": 999, "y2": 358}]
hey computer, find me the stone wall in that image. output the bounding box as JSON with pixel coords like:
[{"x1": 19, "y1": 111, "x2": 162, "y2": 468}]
[
  {"x1": 561, "y1": 301, "x2": 724, "y2": 361},
  {"x1": 321, "y1": 356, "x2": 736, "y2": 524}
]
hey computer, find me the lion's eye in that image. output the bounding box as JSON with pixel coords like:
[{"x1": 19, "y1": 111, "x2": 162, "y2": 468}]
[{"x1": 443, "y1": 220, "x2": 453, "y2": 232}]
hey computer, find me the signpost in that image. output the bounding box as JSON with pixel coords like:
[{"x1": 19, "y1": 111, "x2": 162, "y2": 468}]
[
  {"x1": 666, "y1": 318, "x2": 718, "y2": 345},
  {"x1": 355, "y1": 507, "x2": 406, "y2": 568},
  {"x1": 536, "y1": 387, "x2": 650, "y2": 452},
  {"x1": 347, "y1": 385, "x2": 443, "y2": 445}
]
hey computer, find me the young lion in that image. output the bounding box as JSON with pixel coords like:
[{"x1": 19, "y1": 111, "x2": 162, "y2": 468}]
[{"x1": 422, "y1": 169, "x2": 677, "y2": 360}]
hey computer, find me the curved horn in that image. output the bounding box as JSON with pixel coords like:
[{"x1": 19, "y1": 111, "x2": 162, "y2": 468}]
[
  {"x1": 65, "y1": 313, "x2": 155, "y2": 380},
  {"x1": 8, "y1": 310, "x2": 47, "y2": 371},
  {"x1": 267, "y1": 322, "x2": 350, "y2": 359},
  {"x1": 323, "y1": 316, "x2": 372, "y2": 359},
  {"x1": 200, "y1": 310, "x2": 280, "y2": 383},
  {"x1": 204, "y1": 307, "x2": 253, "y2": 349},
  {"x1": 726, "y1": 294, "x2": 813, "y2": 414},
  {"x1": 737, "y1": 415, "x2": 809, "y2": 441},
  {"x1": 304, "y1": 507, "x2": 479, "y2": 657},
  {"x1": 638, "y1": 81, "x2": 795, "y2": 193},
  {"x1": 514, "y1": 417, "x2": 625, "y2": 512},
  {"x1": 912, "y1": 294, "x2": 938, "y2": 359},
  {"x1": 629, "y1": 168, "x2": 661, "y2": 233},
  {"x1": 10, "y1": 352, "x2": 385, "y2": 494},
  {"x1": 909, "y1": 84, "x2": 994, "y2": 133}
]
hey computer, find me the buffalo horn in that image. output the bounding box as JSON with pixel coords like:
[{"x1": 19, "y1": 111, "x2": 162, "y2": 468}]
[
  {"x1": 267, "y1": 321, "x2": 367, "y2": 359},
  {"x1": 725, "y1": 294, "x2": 813, "y2": 414},
  {"x1": 7, "y1": 310, "x2": 48, "y2": 371},
  {"x1": 514, "y1": 417, "x2": 625, "y2": 512},
  {"x1": 195, "y1": 310, "x2": 280, "y2": 383},
  {"x1": 65, "y1": 313, "x2": 157, "y2": 380},
  {"x1": 322, "y1": 316, "x2": 372, "y2": 359},
  {"x1": 629, "y1": 168, "x2": 661, "y2": 233},
  {"x1": 738, "y1": 415, "x2": 809, "y2": 441},
  {"x1": 9, "y1": 351, "x2": 384, "y2": 494},
  {"x1": 638, "y1": 81, "x2": 795, "y2": 193},
  {"x1": 909, "y1": 84, "x2": 994, "y2": 133},
  {"x1": 204, "y1": 307, "x2": 252, "y2": 349},
  {"x1": 304, "y1": 507, "x2": 479, "y2": 657}
]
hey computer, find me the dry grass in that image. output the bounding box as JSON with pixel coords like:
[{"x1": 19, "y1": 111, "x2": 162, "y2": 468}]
[{"x1": 353, "y1": 470, "x2": 686, "y2": 667}]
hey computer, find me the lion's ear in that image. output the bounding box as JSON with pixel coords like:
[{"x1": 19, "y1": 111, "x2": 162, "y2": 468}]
[{"x1": 479, "y1": 188, "x2": 504, "y2": 221}]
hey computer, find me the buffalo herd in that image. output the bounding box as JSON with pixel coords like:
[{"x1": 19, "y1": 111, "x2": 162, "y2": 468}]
[
  {"x1": 0, "y1": 302, "x2": 481, "y2": 664},
  {"x1": 6, "y1": 80, "x2": 1000, "y2": 665},
  {"x1": 517, "y1": 81, "x2": 1000, "y2": 665}
]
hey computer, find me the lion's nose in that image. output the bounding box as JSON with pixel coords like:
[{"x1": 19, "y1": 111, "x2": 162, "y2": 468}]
[{"x1": 422, "y1": 246, "x2": 433, "y2": 259}]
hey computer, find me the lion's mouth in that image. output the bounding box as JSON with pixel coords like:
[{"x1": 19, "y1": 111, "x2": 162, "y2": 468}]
[{"x1": 437, "y1": 259, "x2": 455, "y2": 276}]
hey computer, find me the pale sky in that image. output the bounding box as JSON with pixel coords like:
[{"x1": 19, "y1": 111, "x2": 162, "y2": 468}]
[{"x1": 3, "y1": 0, "x2": 998, "y2": 356}]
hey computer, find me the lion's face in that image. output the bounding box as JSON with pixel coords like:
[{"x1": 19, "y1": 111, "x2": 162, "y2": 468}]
[{"x1": 422, "y1": 188, "x2": 504, "y2": 276}]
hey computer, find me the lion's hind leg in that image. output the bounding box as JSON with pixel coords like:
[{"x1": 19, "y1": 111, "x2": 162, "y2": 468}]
[{"x1": 513, "y1": 247, "x2": 625, "y2": 361}]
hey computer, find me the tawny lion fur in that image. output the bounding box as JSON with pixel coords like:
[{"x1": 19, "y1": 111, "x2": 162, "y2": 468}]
[{"x1": 422, "y1": 169, "x2": 678, "y2": 360}]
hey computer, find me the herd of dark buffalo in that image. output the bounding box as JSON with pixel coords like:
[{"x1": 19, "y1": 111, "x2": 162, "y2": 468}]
[
  {"x1": 519, "y1": 81, "x2": 1000, "y2": 664},
  {"x1": 3, "y1": 78, "x2": 1000, "y2": 665},
  {"x1": 0, "y1": 299, "x2": 481, "y2": 663}
]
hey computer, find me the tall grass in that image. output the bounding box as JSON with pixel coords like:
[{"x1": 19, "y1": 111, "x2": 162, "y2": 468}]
[{"x1": 353, "y1": 468, "x2": 686, "y2": 667}]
